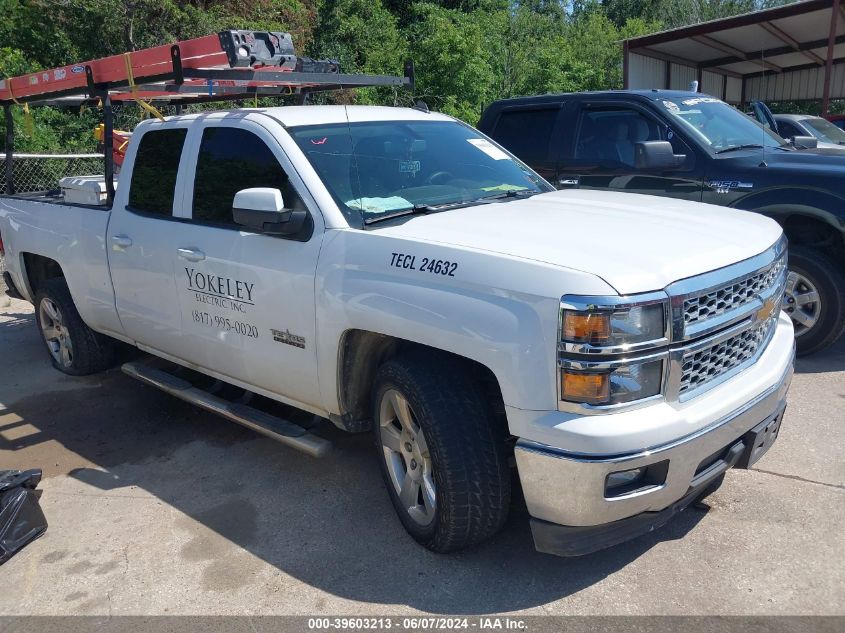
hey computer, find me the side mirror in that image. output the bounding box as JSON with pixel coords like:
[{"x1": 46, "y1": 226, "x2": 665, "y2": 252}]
[
  {"x1": 634, "y1": 141, "x2": 686, "y2": 170},
  {"x1": 790, "y1": 135, "x2": 818, "y2": 149},
  {"x1": 232, "y1": 187, "x2": 308, "y2": 236}
]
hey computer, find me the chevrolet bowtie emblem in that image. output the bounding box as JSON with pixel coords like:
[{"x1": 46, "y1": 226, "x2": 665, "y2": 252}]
[{"x1": 757, "y1": 296, "x2": 777, "y2": 322}]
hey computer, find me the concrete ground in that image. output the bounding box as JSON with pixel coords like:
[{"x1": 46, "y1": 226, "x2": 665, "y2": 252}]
[{"x1": 0, "y1": 295, "x2": 842, "y2": 616}]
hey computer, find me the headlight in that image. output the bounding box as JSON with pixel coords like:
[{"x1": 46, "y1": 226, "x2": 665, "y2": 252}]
[
  {"x1": 561, "y1": 303, "x2": 666, "y2": 348},
  {"x1": 559, "y1": 294, "x2": 669, "y2": 410},
  {"x1": 560, "y1": 357, "x2": 664, "y2": 406}
]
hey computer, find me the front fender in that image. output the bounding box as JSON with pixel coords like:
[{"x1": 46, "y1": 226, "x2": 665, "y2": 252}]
[
  {"x1": 730, "y1": 187, "x2": 845, "y2": 234},
  {"x1": 314, "y1": 229, "x2": 617, "y2": 414}
]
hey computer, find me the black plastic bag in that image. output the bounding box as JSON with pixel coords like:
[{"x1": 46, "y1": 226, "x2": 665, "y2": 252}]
[{"x1": 0, "y1": 469, "x2": 48, "y2": 564}]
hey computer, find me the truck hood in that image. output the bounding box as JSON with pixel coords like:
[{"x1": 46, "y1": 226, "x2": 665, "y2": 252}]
[
  {"x1": 371, "y1": 189, "x2": 782, "y2": 295},
  {"x1": 719, "y1": 145, "x2": 845, "y2": 167}
]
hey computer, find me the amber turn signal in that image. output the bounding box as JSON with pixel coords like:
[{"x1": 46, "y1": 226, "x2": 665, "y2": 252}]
[
  {"x1": 562, "y1": 312, "x2": 611, "y2": 343},
  {"x1": 561, "y1": 370, "x2": 609, "y2": 405}
]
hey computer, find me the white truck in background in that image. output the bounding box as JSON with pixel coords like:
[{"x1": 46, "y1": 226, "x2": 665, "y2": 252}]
[{"x1": 0, "y1": 105, "x2": 794, "y2": 556}]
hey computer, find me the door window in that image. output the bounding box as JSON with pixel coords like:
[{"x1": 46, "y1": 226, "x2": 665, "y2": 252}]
[
  {"x1": 776, "y1": 121, "x2": 802, "y2": 140},
  {"x1": 192, "y1": 127, "x2": 296, "y2": 226},
  {"x1": 490, "y1": 107, "x2": 558, "y2": 165},
  {"x1": 128, "y1": 128, "x2": 187, "y2": 216},
  {"x1": 574, "y1": 107, "x2": 691, "y2": 170}
]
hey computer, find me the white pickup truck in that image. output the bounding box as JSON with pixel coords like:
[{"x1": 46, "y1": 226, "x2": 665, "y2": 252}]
[{"x1": 0, "y1": 105, "x2": 794, "y2": 557}]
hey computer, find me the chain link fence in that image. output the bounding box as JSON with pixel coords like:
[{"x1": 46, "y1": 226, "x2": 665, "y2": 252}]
[{"x1": 2, "y1": 154, "x2": 106, "y2": 195}]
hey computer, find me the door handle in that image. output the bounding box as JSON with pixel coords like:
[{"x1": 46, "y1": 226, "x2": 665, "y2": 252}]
[
  {"x1": 177, "y1": 247, "x2": 206, "y2": 262},
  {"x1": 110, "y1": 235, "x2": 133, "y2": 250}
]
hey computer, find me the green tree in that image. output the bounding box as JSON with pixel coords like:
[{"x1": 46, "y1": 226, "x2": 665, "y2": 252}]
[
  {"x1": 310, "y1": 0, "x2": 408, "y2": 103},
  {"x1": 406, "y1": 3, "x2": 495, "y2": 121}
]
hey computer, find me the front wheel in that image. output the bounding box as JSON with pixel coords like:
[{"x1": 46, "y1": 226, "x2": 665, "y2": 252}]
[
  {"x1": 34, "y1": 278, "x2": 115, "y2": 375},
  {"x1": 372, "y1": 353, "x2": 510, "y2": 553},
  {"x1": 784, "y1": 246, "x2": 845, "y2": 356}
]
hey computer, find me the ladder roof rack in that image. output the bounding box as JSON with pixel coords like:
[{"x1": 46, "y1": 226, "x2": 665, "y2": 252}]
[
  {"x1": 0, "y1": 30, "x2": 413, "y2": 107},
  {"x1": 2, "y1": 30, "x2": 414, "y2": 203}
]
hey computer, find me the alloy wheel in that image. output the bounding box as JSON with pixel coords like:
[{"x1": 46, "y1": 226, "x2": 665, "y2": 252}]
[
  {"x1": 784, "y1": 270, "x2": 822, "y2": 337},
  {"x1": 39, "y1": 297, "x2": 74, "y2": 368},
  {"x1": 378, "y1": 389, "x2": 436, "y2": 527}
]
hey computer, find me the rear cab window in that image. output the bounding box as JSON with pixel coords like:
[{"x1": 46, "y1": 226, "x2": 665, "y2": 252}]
[
  {"x1": 489, "y1": 107, "x2": 560, "y2": 165},
  {"x1": 128, "y1": 128, "x2": 187, "y2": 215}
]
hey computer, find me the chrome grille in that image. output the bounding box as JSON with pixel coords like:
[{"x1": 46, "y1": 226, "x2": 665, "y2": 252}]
[
  {"x1": 683, "y1": 257, "x2": 785, "y2": 326},
  {"x1": 679, "y1": 319, "x2": 774, "y2": 395}
]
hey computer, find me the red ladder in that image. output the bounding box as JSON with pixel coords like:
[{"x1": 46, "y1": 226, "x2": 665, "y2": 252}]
[
  {"x1": 2, "y1": 30, "x2": 413, "y2": 202},
  {"x1": 0, "y1": 30, "x2": 411, "y2": 106}
]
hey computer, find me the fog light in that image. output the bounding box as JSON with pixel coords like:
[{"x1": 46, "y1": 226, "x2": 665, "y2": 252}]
[
  {"x1": 606, "y1": 467, "x2": 645, "y2": 491},
  {"x1": 604, "y1": 460, "x2": 670, "y2": 498}
]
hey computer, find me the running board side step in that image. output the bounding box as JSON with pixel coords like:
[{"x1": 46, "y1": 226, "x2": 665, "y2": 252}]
[{"x1": 121, "y1": 361, "x2": 331, "y2": 458}]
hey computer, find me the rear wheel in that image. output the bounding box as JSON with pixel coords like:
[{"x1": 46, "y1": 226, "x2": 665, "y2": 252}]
[
  {"x1": 784, "y1": 247, "x2": 845, "y2": 356},
  {"x1": 372, "y1": 353, "x2": 510, "y2": 553},
  {"x1": 34, "y1": 278, "x2": 115, "y2": 375}
]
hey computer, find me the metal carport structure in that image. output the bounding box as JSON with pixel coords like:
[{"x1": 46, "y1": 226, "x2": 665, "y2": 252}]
[{"x1": 623, "y1": 0, "x2": 845, "y2": 113}]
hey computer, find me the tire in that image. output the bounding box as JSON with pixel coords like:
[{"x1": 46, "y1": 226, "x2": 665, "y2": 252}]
[
  {"x1": 34, "y1": 278, "x2": 115, "y2": 375},
  {"x1": 372, "y1": 352, "x2": 510, "y2": 553},
  {"x1": 785, "y1": 246, "x2": 845, "y2": 356}
]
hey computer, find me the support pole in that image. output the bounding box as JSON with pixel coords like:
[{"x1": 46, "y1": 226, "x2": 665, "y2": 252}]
[
  {"x1": 103, "y1": 94, "x2": 115, "y2": 205},
  {"x1": 822, "y1": 0, "x2": 840, "y2": 116},
  {"x1": 4, "y1": 105, "x2": 13, "y2": 195},
  {"x1": 622, "y1": 40, "x2": 629, "y2": 89}
]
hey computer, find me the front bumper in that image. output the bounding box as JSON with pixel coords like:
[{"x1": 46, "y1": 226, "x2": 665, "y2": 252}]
[{"x1": 514, "y1": 326, "x2": 794, "y2": 557}]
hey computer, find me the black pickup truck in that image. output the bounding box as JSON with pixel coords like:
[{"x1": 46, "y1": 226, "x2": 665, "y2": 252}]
[{"x1": 478, "y1": 90, "x2": 845, "y2": 355}]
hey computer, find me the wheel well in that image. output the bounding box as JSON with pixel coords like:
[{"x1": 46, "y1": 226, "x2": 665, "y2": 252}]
[
  {"x1": 781, "y1": 215, "x2": 845, "y2": 266},
  {"x1": 335, "y1": 330, "x2": 506, "y2": 434},
  {"x1": 22, "y1": 253, "x2": 64, "y2": 296}
]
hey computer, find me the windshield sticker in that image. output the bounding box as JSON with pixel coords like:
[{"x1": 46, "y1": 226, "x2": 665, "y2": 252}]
[
  {"x1": 662, "y1": 100, "x2": 680, "y2": 112},
  {"x1": 399, "y1": 160, "x2": 421, "y2": 174},
  {"x1": 346, "y1": 196, "x2": 413, "y2": 214},
  {"x1": 681, "y1": 97, "x2": 721, "y2": 106},
  {"x1": 310, "y1": 136, "x2": 328, "y2": 145},
  {"x1": 467, "y1": 138, "x2": 510, "y2": 160}
]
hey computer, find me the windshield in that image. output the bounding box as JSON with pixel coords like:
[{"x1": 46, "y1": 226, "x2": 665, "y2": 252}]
[
  {"x1": 658, "y1": 96, "x2": 786, "y2": 152},
  {"x1": 803, "y1": 117, "x2": 845, "y2": 144},
  {"x1": 288, "y1": 120, "x2": 550, "y2": 225}
]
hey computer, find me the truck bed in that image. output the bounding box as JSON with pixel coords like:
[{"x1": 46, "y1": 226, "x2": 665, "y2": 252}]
[
  {"x1": 0, "y1": 194, "x2": 122, "y2": 336},
  {"x1": 1, "y1": 190, "x2": 111, "y2": 210}
]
